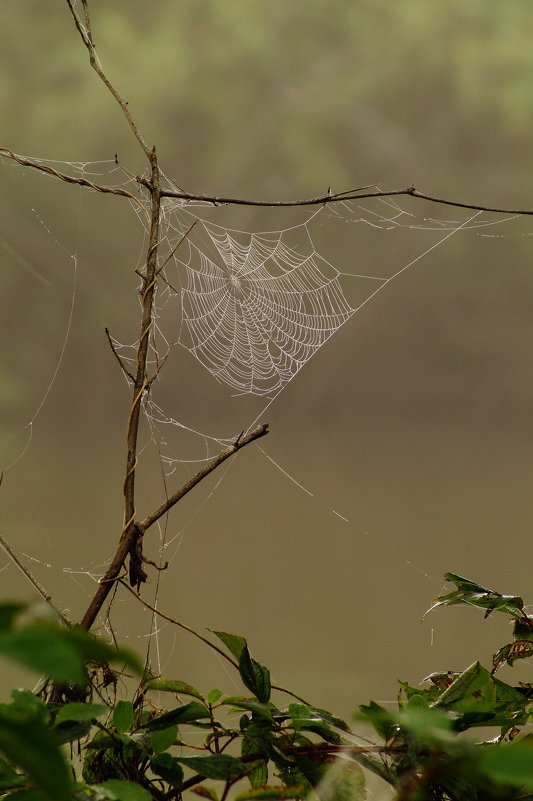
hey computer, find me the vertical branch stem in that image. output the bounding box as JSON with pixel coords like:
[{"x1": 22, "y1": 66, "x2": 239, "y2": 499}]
[{"x1": 80, "y1": 150, "x2": 160, "y2": 631}]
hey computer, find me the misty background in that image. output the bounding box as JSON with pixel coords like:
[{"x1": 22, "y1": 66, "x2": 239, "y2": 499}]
[{"x1": 1, "y1": 0, "x2": 532, "y2": 725}]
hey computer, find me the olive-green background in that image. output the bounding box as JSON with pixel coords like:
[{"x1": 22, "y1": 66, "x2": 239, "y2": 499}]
[{"x1": 1, "y1": 0, "x2": 532, "y2": 731}]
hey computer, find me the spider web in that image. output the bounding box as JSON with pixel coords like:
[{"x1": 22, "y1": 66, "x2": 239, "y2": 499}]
[
  {"x1": 1, "y1": 155, "x2": 531, "y2": 668},
  {"x1": 177, "y1": 219, "x2": 355, "y2": 396}
]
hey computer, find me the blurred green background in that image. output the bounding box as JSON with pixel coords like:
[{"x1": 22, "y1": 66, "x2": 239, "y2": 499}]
[{"x1": 1, "y1": 0, "x2": 532, "y2": 726}]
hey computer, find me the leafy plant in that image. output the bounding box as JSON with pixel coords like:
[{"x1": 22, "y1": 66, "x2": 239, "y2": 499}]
[
  {"x1": 3, "y1": 576, "x2": 533, "y2": 799},
  {"x1": 2, "y1": 3, "x2": 533, "y2": 801}
]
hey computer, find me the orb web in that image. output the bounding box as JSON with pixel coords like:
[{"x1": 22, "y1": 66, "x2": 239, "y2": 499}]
[{"x1": 177, "y1": 221, "x2": 355, "y2": 396}]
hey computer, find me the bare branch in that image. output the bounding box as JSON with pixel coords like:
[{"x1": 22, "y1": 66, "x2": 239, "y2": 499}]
[
  {"x1": 139, "y1": 423, "x2": 270, "y2": 533},
  {"x1": 154, "y1": 182, "x2": 533, "y2": 216},
  {"x1": 0, "y1": 533, "x2": 70, "y2": 626},
  {"x1": 0, "y1": 148, "x2": 147, "y2": 214},
  {"x1": 105, "y1": 327, "x2": 135, "y2": 382},
  {"x1": 65, "y1": 0, "x2": 151, "y2": 159}
]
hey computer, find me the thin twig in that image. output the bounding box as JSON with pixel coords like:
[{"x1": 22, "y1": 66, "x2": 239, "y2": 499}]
[
  {"x1": 119, "y1": 580, "x2": 311, "y2": 704},
  {"x1": 155, "y1": 219, "x2": 198, "y2": 277},
  {"x1": 80, "y1": 423, "x2": 269, "y2": 630},
  {"x1": 105, "y1": 327, "x2": 135, "y2": 382},
  {"x1": 139, "y1": 423, "x2": 269, "y2": 533},
  {"x1": 153, "y1": 182, "x2": 533, "y2": 216},
  {"x1": 0, "y1": 148, "x2": 147, "y2": 216},
  {"x1": 0, "y1": 533, "x2": 70, "y2": 625},
  {"x1": 65, "y1": 0, "x2": 151, "y2": 159}
]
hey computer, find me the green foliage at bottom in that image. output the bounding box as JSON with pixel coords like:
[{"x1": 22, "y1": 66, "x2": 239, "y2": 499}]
[{"x1": 1, "y1": 575, "x2": 533, "y2": 800}]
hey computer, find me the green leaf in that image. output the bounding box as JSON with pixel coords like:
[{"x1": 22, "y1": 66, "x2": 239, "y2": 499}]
[
  {"x1": 211, "y1": 630, "x2": 248, "y2": 661},
  {"x1": 479, "y1": 743, "x2": 533, "y2": 788},
  {"x1": 148, "y1": 725, "x2": 178, "y2": 754},
  {"x1": 65, "y1": 627, "x2": 142, "y2": 675},
  {"x1": 207, "y1": 689, "x2": 223, "y2": 705},
  {"x1": 0, "y1": 758, "x2": 25, "y2": 790},
  {"x1": 210, "y1": 631, "x2": 271, "y2": 702},
  {"x1": 287, "y1": 703, "x2": 342, "y2": 743},
  {"x1": 221, "y1": 696, "x2": 275, "y2": 722},
  {"x1": 397, "y1": 697, "x2": 453, "y2": 742},
  {"x1": 53, "y1": 719, "x2": 92, "y2": 745},
  {"x1": 55, "y1": 702, "x2": 108, "y2": 724},
  {"x1": 0, "y1": 625, "x2": 87, "y2": 685},
  {"x1": 142, "y1": 700, "x2": 209, "y2": 730},
  {"x1": 241, "y1": 728, "x2": 269, "y2": 789},
  {"x1": 144, "y1": 678, "x2": 204, "y2": 700},
  {"x1": 150, "y1": 752, "x2": 184, "y2": 789},
  {"x1": 239, "y1": 650, "x2": 271, "y2": 704},
  {"x1": 92, "y1": 779, "x2": 152, "y2": 800},
  {"x1": 434, "y1": 573, "x2": 526, "y2": 619},
  {"x1": 308, "y1": 707, "x2": 350, "y2": 732},
  {"x1": 434, "y1": 662, "x2": 495, "y2": 714},
  {"x1": 113, "y1": 700, "x2": 134, "y2": 733},
  {"x1": 10, "y1": 690, "x2": 48, "y2": 721},
  {"x1": 177, "y1": 754, "x2": 248, "y2": 780},
  {"x1": 358, "y1": 701, "x2": 397, "y2": 741},
  {"x1": 0, "y1": 711, "x2": 72, "y2": 801}
]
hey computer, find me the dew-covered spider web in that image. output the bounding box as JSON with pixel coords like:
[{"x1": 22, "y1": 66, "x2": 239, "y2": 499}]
[
  {"x1": 177, "y1": 217, "x2": 355, "y2": 396},
  {"x1": 1, "y1": 154, "x2": 532, "y2": 682}
]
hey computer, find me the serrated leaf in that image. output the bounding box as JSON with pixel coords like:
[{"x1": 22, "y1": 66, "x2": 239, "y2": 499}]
[
  {"x1": 434, "y1": 573, "x2": 526, "y2": 619},
  {"x1": 239, "y1": 651, "x2": 271, "y2": 704},
  {"x1": 55, "y1": 702, "x2": 108, "y2": 724},
  {"x1": 144, "y1": 678, "x2": 204, "y2": 700},
  {"x1": 142, "y1": 700, "x2": 209, "y2": 730},
  {"x1": 177, "y1": 754, "x2": 247, "y2": 780},
  {"x1": 93, "y1": 778, "x2": 152, "y2": 800},
  {"x1": 149, "y1": 725, "x2": 177, "y2": 754},
  {"x1": 242, "y1": 734, "x2": 268, "y2": 789},
  {"x1": 113, "y1": 700, "x2": 134, "y2": 733}
]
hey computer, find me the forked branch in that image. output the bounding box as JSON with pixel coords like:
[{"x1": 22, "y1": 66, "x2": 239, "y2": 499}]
[{"x1": 80, "y1": 423, "x2": 269, "y2": 631}]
